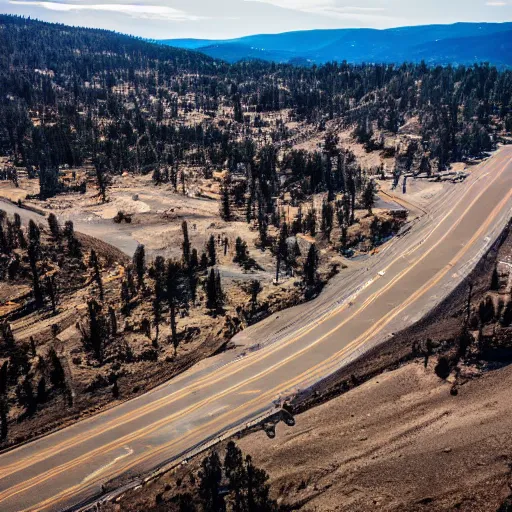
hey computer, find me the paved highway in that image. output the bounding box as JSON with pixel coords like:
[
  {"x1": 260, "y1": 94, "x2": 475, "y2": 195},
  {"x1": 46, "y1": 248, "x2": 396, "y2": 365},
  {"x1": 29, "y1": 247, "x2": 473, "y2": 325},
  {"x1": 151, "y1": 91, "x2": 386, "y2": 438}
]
[{"x1": 0, "y1": 147, "x2": 511, "y2": 511}]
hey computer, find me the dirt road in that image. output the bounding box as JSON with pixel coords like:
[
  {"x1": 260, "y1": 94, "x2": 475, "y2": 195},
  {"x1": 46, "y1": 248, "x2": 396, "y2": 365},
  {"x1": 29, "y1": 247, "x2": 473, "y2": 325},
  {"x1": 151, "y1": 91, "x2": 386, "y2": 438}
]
[{"x1": 0, "y1": 147, "x2": 511, "y2": 512}]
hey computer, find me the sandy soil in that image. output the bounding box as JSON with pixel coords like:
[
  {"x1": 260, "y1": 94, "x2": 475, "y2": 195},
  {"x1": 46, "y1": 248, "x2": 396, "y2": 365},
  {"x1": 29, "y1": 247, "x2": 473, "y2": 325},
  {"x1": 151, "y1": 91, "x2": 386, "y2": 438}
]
[{"x1": 237, "y1": 361, "x2": 512, "y2": 512}]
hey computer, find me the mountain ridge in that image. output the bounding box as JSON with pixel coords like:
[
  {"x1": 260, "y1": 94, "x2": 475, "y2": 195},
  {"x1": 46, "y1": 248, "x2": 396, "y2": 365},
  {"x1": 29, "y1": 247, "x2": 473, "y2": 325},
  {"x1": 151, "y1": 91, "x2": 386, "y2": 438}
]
[{"x1": 160, "y1": 22, "x2": 512, "y2": 66}]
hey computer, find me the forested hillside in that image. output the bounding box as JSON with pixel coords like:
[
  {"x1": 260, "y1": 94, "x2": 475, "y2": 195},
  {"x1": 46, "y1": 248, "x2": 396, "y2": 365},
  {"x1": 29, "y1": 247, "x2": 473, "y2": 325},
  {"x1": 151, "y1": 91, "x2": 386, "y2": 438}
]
[{"x1": 1, "y1": 15, "x2": 511, "y2": 208}]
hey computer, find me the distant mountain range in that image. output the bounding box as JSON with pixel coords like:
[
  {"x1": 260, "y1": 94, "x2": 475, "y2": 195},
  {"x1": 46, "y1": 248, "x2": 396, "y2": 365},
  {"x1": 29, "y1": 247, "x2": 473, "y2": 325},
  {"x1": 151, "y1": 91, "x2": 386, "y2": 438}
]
[{"x1": 160, "y1": 23, "x2": 512, "y2": 67}]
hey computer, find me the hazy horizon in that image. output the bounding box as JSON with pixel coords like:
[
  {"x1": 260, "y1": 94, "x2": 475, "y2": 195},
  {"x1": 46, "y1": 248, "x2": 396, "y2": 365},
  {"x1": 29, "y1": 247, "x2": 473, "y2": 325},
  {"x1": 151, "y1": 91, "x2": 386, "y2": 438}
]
[{"x1": 1, "y1": 0, "x2": 512, "y2": 40}]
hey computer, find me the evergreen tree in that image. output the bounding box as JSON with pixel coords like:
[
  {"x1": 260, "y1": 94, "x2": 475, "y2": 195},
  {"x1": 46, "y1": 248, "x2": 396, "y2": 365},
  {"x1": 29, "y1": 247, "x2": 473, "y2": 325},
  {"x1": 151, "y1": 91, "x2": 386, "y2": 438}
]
[
  {"x1": 198, "y1": 451, "x2": 225, "y2": 512},
  {"x1": 63, "y1": 220, "x2": 82, "y2": 258},
  {"x1": 39, "y1": 160, "x2": 60, "y2": 199},
  {"x1": 93, "y1": 157, "x2": 111, "y2": 203},
  {"x1": 320, "y1": 201, "x2": 334, "y2": 241},
  {"x1": 275, "y1": 222, "x2": 288, "y2": 283},
  {"x1": 207, "y1": 235, "x2": 216, "y2": 266},
  {"x1": 491, "y1": 265, "x2": 500, "y2": 291},
  {"x1": 234, "y1": 237, "x2": 248, "y2": 264},
  {"x1": 257, "y1": 206, "x2": 268, "y2": 248},
  {"x1": 166, "y1": 259, "x2": 183, "y2": 354},
  {"x1": 0, "y1": 398, "x2": 8, "y2": 440},
  {"x1": 233, "y1": 94, "x2": 243, "y2": 124},
  {"x1": 303, "y1": 243, "x2": 319, "y2": 288},
  {"x1": 206, "y1": 268, "x2": 223, "y2": 313},
  {"x1": 181, "y1": 221, "x2": 191, "y2": 267},
  {"x1": 245, "y1": 454, "x2": 277, "y2": 512},
  {"x1": 133, "y1": 244, "x2": 146, "y2": 289},
  {"x1": 248, "y1": 280, "x2": 262, "y2": 316},
  {"x1": 37, "y1": 376, "x2": 46, "y2": 404},
  {"x1": 363, "y1": 179, "x2": 376, "y2": 216},
  {"x1": 152, "y1": 256, "x2": 165, "y2": 343},
  {"x1": 27, "y1": 220, "x2": 43, "y2": 308},
  {"x1": 190, "y1": 248, "x2": 199, "y2": 270},
  {"x1": 304, "y1": 207, "x2": 317, "y2": 237},
  {"x1": 89, "y1": 249, "x2": 104, "y2": 301},
  {"x1": 79, "y1": 299, "x2": 110, "y2": 363},
  {"x1": 224, "y1": 441, "x2": 247, "y2": 512},
  {"x1": 48, "y1": 346, "x2": 66, "y2": 389},
  {"x1": 220, "y1": 184, "x2": 231, "y2": 221},
  {"x1": 45, "y1": 274, "x2": 59, "y2": 315},
  {"x1": 47, "y1": 213, "x2": 60, "y2": 240}
]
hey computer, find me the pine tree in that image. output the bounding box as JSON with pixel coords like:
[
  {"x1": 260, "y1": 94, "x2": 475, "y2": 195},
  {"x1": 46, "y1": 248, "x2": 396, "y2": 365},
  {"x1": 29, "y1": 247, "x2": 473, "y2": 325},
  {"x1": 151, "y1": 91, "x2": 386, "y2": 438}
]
[
  {"x1": 245, "y1": 454, "x2": 277, "y2": 512},
  {"x1": 224, "y1": 441, "x2": 247, "y2": 511},
  {"x1": 79, "y1": 300, "x2": 109, "y2": 363},
  {"x1": 93, "y1": 157, "x2": 111, "y2": 203},
  {"x1": 207, "y1": 235, "x2": 216, "y2": 266},
  {"x1": 89, "y1": 249, "x2": 104, "y2": 301},
  {"x1": 63, "y1": 221, "x2": 82, "y2": 258},
  {"x1": 133, "y1": 244, "x2": 146, "y2": 289},
  {"x1": 234, "y1": 237, "x2": 248, "y2": 264},
  {"x1": 108, "y1": 306, "x2": 117, "y2": 336},
  {"x1": 233, "y1": 94, "x2": 243, "y2": 123},
  {"x1": 39, "y1": 160, "x2": 60, "y2": 199},
  {"x1": 47, "y1": 213, "x2": 60, "y2": 240},
  {"x1": 27, "y1": 220, "x2": 43, "y2": 308},
  {"x1": 220, "y1": 184, "x2": 231, "y2": 221},
  {"x1": 48, "y1": 346, "x2": 66, "y2": 389},
  {"x1": 491, "y1": 265, "x2": 499, "y2": 291},
  {"x1": 304, "y1": 207, "x2": 317, "y2": 237},
  {"x1": 198, "y1": 451, "x2": 225, "y2": 512},
  {"x1": 152, "y1": 256, "x2": 165, "y2": 343},
  {"x1": 200, "y1": 251, "x2": 209, "y2": 270},
  {"x1": 166, "y1": 260, "x2": 182, "y2": 355},
  {"x1": 0, "y1": 398, "x2": 8, "y2": 440},
  {"x1": 206, "y1": 268, "x2": 223, "y2": 313},
  {"x1": 45, "y1": 274, "x2": 59, "y2": 314},
  {"x1": 190, "y1": 248, "x2": 199, "y2": 270},
  {"x1": 181, "y1": 221, "x2": 191, "y2": 267},
  {"x1": 363, "y1": 180, "x2": 376, "y2": 216},
  {"x1": 257, "y1": 206, "x2": 268, "y2": 248},
  {"x1": 275, "y1": 222, "x2": 288, "y2": 283},
  {"x1": 37, "y1": 376, "x2": 46, "y2": 404},
  {"x1": 320, "y1": 201, "x2": 334, "y2": 241},
  {"x1": 248, "y1": 280, "x2": 262, "y2": 316},
  {"x1": 303, "y1": 243, "x2": 319, "y2": 288}
]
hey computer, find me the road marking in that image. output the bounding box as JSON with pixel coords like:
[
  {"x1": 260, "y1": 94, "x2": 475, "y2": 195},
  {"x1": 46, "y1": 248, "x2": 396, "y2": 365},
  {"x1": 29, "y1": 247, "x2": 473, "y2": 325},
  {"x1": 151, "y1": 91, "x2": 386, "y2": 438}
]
[{"x1": 81, "y1": 446, "x2": 133, "y2": 484}]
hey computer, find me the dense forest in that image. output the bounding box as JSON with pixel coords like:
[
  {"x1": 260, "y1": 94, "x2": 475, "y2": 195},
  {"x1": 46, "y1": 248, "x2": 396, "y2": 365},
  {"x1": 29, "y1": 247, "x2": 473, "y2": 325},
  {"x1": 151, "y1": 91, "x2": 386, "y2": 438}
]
[{"x1": 1, "y1": 15, "x2": 511, "y2": 208}]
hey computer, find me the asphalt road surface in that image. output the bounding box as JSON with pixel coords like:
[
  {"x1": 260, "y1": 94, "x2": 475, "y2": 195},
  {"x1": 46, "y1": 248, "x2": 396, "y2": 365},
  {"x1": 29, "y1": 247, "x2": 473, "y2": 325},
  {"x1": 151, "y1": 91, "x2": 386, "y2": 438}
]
[{"x1": 0, "y1": 147, "x2": 511, "y2": 511}]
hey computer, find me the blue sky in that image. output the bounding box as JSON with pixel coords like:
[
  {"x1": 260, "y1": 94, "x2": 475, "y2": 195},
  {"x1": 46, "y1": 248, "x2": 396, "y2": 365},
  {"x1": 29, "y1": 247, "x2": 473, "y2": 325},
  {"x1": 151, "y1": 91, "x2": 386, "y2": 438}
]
[{"x1": 2, "y1": 0, "x2": 511, "y2": 39}]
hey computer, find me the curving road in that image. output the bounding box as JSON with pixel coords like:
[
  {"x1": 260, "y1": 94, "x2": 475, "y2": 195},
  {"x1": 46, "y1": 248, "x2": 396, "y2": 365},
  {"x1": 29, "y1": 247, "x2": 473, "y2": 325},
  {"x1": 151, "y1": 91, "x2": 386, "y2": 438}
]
[{"x1": 0, "y1": 147, "x2": 511, "y2": 511}]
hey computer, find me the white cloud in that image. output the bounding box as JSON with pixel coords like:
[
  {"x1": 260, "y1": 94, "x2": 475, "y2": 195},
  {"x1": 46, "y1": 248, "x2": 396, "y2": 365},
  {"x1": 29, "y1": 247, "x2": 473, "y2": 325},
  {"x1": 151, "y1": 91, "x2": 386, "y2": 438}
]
[
  {"x1": 486, "y1": 1, "x2": 508, "y2": 4},
  {"x1": 9, "y1": 1, "x2": 203, "y2": 20},
  {"x1": 244, "y1": 0, "x2": 388, "y2": 19},
  {"x1": 244, "y1": 0, "x2": 335, "y2": 9}
]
